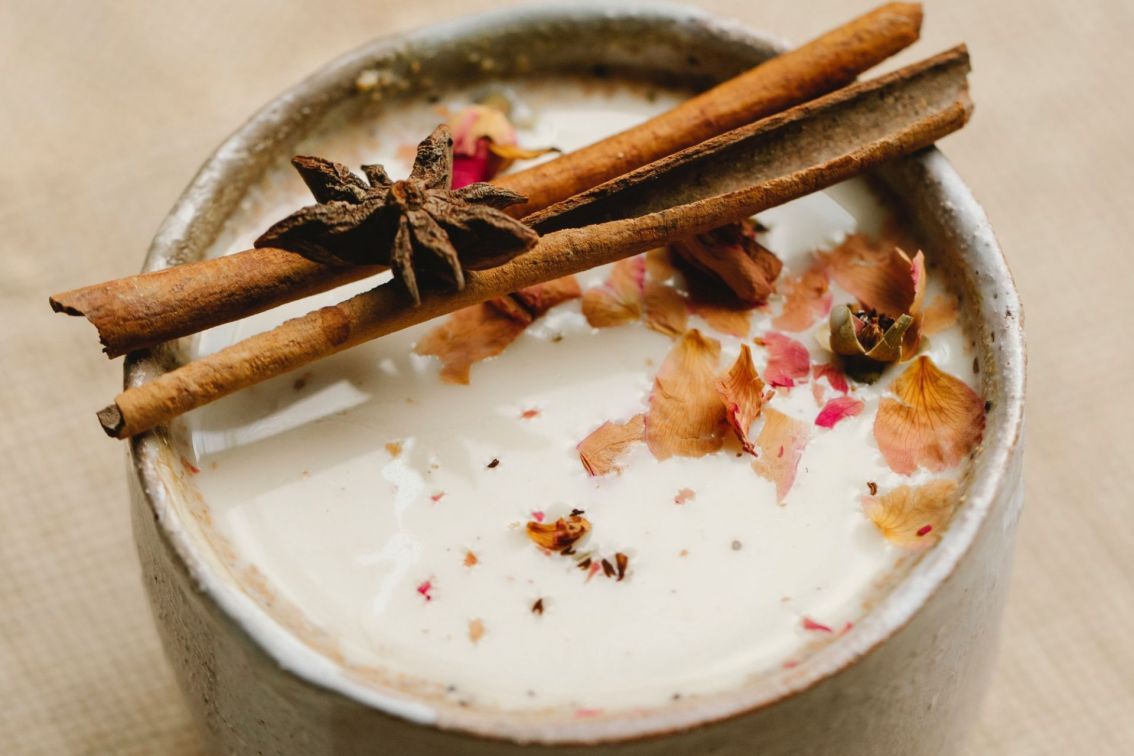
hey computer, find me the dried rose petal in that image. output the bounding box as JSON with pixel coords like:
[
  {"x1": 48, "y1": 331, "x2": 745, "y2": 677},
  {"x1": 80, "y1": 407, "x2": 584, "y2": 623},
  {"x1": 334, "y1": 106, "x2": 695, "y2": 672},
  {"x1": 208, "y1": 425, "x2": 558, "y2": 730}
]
[
  {"x1": 815, "y1": 396, "x2": 865, "y2": 428},
  {"x1": 645, "y1": 247, "x2": 677, "y2": 281},
  {"x1": 418, "y1": 277, "x2": 579, "y2": 383},
  {"x1": 643, "y1": 280, "x2": 688, "y2": 338},
  {"x1": 812, "y1": 362, "x2": 850, "y2": 393},
  {"x1": 645, "y1": 330, "x2": 726, "y2": 460},
  {"x1": 752, "y1": 408, "x2": 810, "y2": 504},
  {"x1": 670, "y1": 220, "x2": 783, "y2": 306},
  {"x1": 824, "y1": 234, "x2": 923, "y2": 318},
  {"x1": 920, "y1": 293, "x2": 960, "y2": 336},
  {"x1": 773, "y1": 260, "x2": 832, "y2": 332},
  {"x1": 576, "y1": 414, "x2": 645, "y2": 477},
  {"x1": 521, "y1": 276, "x2": 584, "y2": 312},
  {"x1": 716, "y1": 344, "x2": 765, "y2": 454},
  {"x1": 415, "y1": 304, "x2": 526, "y2": 384},
  {"x1": 582, "y1": 257, "x2": 645, "y2": 328},
  {"x1": 862, "y1": 479, "x2": 959, "y2": 548},
  {"x1": 689, "y1": 299, "x2": 752, "y2": 338},
  {"x1": 449, "y1": 103, "x2": 555, "y2": 187},
  {"x1": 874, "y1": 356, "x2": 985, "y2": 474},
  {"x1": 802, "y1": 616, "x2": 834, "y2": 633},
  {"x1": 526, "y1": 513, "x2": 591, "y2": 553},
  {"x1": 760, "y1": 332, "x2": 811, "y2": 388}
]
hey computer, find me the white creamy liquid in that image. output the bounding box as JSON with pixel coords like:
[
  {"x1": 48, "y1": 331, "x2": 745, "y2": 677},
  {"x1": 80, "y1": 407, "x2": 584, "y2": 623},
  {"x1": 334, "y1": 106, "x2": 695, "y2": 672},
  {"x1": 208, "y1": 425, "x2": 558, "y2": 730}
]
[{"x1": 180, "y1": 80, "x2": 977, "y2": 713}]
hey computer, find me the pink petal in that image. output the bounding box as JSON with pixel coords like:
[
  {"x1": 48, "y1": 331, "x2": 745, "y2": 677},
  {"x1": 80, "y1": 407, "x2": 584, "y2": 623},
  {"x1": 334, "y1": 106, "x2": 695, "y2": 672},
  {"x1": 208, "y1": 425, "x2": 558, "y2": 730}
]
[{"x1": 815, "y1": 396, "x2": 865, "y2": 429}]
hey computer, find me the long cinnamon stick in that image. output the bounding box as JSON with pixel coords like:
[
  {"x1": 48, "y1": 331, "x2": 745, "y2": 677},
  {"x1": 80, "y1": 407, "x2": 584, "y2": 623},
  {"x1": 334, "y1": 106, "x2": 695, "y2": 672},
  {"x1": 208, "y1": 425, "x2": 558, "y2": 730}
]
[
  {"x1": 53, "y1": 2, "x2": 923, "y2": 358},
  {"x1": 98, "y1": 47, "x2": 971, "y2": 439}
]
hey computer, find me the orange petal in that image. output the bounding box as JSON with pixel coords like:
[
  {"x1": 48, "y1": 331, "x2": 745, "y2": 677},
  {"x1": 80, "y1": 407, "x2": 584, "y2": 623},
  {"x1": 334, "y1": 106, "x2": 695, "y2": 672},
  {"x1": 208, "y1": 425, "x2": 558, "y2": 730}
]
[
  {"x1": 415, "y1": 304, "x2": 526, "y2": 384},
  {"x1": 669, "y1": 220, "x2": 783, "y2": 306},
  {"x1": 645, "y1": 330, "x2": 726, "y2": 460},
  {"x1": 773, "y1": 259, "x2": 832, "y2": 332},
  {"x1": 824, "y1": 234, "x2": 922, "y2": 318},
  {"x1": 577, "y1": 414, "x2": 645, "y2": 477},
  {"x1": 716, "y1": 344, "x2": 765, "y2": 454},
  {"x1": 645, "y1": 247, "x2": 677, "y2": 281},
  {"x1": 919, "y1": 293, "x2": 960, "y2": 336},
  {"x1": 862, "y1": 479, "x2": 959, "y2": 548},
  {"x1": 582, "y1": 257, "x2": 645, "y2": 328},
  {"x1": 419, "y1": 277, "x2": 579, "y2": 384},
  {"x1": 874, "y1": 356, "x2": 985, "y2": 474},
  {"x1": 510, "y1": 275, "x2": 582, "y2": 316},
  {"x1": 643, "y1": 280, "x2": 688, "y2": 338},
  {"x1": 689, "y1": 299, "x2": 752, "y2": 338},
  {"x1": 759, "y1": 332, "x2": 811, "y2": 388},
  {"x1": 752, "y1": 408, "x2": 810, "y2": 504}
]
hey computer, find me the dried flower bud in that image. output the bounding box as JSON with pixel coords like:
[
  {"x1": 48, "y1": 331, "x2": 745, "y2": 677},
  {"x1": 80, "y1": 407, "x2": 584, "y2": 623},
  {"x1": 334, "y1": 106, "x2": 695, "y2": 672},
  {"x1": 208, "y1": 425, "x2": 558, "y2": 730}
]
[
  {"x1": 828, "y1": 305, "x2": 915, "y2": 381},
  {"x1": 526, "y1": 513, "x2": 591, "y2": 553}
]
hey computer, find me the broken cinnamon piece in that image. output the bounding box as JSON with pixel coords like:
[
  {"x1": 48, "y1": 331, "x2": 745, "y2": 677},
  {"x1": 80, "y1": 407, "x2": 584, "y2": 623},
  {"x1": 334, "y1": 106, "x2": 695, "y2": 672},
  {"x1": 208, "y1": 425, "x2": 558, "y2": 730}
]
[
  {"x1": 577, "y1": 414, "x2": 646, "y2": 477},
  {"x1": 669, "y1": 220, "x2": 783, "y2": 306},
  {"x1": 645, "y1": 330, "x2": 726, "y2": 460}
]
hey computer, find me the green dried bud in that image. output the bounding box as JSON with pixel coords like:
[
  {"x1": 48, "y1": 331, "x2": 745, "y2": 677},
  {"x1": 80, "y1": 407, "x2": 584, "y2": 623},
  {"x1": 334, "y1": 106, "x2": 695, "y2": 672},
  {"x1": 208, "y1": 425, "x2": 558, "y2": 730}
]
[{"x1": 829, "y1": 305, "x2": 914, "y2": 382}]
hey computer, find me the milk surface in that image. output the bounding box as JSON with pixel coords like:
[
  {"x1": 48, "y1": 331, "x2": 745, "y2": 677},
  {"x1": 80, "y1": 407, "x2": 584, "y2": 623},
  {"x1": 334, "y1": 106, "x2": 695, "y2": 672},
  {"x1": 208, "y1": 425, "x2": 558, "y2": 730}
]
[{"x1": 181, "y1": 80, "x2": 976, "y2": 713}]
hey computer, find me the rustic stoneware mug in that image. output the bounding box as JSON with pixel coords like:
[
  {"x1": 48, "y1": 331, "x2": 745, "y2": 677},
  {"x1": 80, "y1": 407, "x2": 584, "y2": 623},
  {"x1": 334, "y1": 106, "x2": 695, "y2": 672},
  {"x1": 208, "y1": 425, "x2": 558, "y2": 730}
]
[{"x1": 127, "y1": 5, "x2": 1025, "y2": 754}]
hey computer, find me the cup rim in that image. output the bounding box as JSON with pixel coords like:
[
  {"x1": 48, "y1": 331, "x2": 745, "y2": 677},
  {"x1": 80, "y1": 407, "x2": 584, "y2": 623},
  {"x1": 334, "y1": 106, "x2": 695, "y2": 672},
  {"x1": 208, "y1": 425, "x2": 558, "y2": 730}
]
[{"x1": 128, "y1": 2, "x2": 1026, "y2": 745}]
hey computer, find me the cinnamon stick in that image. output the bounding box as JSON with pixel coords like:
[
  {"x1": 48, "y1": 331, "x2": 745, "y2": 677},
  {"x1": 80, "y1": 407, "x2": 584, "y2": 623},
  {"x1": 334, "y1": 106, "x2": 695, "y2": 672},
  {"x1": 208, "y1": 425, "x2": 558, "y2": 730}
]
[
  {"x1": 98, "y1": 47, "x2": 971, "y2": 439},
  {"x1": 52, "y1": 2, "x2": 923, "y2": 358}
]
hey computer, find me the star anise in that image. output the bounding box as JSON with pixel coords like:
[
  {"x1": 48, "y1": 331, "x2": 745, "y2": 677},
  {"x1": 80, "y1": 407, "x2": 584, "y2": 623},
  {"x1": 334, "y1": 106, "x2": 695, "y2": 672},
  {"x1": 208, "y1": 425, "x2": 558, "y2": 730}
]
[{"x1": 254, "y1": 125, "x2": 539, "y2": 304}]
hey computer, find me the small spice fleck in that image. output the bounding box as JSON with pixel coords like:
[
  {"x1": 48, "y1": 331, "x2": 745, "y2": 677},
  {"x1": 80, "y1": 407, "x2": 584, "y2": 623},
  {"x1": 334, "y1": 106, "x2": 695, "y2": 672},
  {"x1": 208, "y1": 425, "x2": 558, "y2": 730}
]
[
  {"x1": 530, "y1": 510, "x2": 545, "y2": 522},
  {"x1": 600, "y1": 558, "x2": 616, "y2": 578},
  {"x1": 179, "y1": 455, "x2": 200, "y2": 475},
  {"x1": 430, "y1": 491, "x2": 446, "y2": 503},
  {"x1": 468, "y1": 618, "x2": 485, "y2": 643},
  {"x1": 520, "y1": 408, "x2": 540, "y2": 420},
  {"x1": 867, "y1": 481, "x2": 879, "y2": 496},
  {"x1": 916, "y1": 524, "x2": 934, "y2": 537},
  {"x1": 802, "y1": 617, "x2": 833, "y2": 633},
  {"x1": 731, "y1": 539, "x2": 743, "y2": 551},
  {"x1": 385, "y1": 441, "x2": 403, "y2": 458},
  {"x1": 614, "y1": 552, "x2": 629, "y2": 581},
  {"x1": 674, "y1": 488, "x2": 695, "y2": 505},
  {"x1": 292, "y1": 377, "x2": 307, "y2": 391},
  {"x1": 463, "y1": 551, "x2": 479, "y2": 567},
  {"x1": 577, "y1": 557, "x2": 592, "y2": 571},
  {"x1": 416, "y1": 580, "x2": 434, "y2": 602},
  {"x1": 531, "y1": 598, "x2": 544, "y2": 615},
  {"x1": 487, "y1": 457, "x2": 500, "y2": 469}
]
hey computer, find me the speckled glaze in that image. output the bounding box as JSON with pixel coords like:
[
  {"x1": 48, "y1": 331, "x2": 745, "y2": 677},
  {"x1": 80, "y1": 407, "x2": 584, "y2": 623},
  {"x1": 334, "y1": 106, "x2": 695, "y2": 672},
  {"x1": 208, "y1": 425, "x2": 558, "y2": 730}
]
[{"x1": 127, "y1": 5, "x2": 1025, "y2": 754}]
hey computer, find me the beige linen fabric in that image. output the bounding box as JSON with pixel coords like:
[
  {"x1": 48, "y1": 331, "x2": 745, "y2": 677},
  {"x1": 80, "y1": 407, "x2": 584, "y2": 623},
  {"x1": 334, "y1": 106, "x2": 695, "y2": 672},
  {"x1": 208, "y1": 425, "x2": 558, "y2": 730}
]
[{"x1": 2, "y1": 1, "x2": 1131, "y2": 753}]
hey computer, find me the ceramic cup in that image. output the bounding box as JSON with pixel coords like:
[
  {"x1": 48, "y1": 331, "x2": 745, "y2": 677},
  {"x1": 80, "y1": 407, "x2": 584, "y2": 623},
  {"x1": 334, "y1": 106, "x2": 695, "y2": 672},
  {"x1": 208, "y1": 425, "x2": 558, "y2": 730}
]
[{"x1": 127, "y1": 5, "x2": 1025, "y2": 754}]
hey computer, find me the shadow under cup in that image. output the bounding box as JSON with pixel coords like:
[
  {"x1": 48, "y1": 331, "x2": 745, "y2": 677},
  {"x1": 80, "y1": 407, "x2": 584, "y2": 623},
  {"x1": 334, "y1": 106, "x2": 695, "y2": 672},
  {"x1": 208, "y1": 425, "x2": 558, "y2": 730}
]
[{"x1": 126, "y1": 5, "x2": 1025, "y2": 754}]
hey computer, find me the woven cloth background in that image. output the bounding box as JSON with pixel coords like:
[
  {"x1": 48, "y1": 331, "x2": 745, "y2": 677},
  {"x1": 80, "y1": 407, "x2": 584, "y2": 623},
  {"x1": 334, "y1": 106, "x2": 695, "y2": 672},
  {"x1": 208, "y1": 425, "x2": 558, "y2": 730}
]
[{"x1": 2, "y1": 1, "x2": 1131, "y2": 753}]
